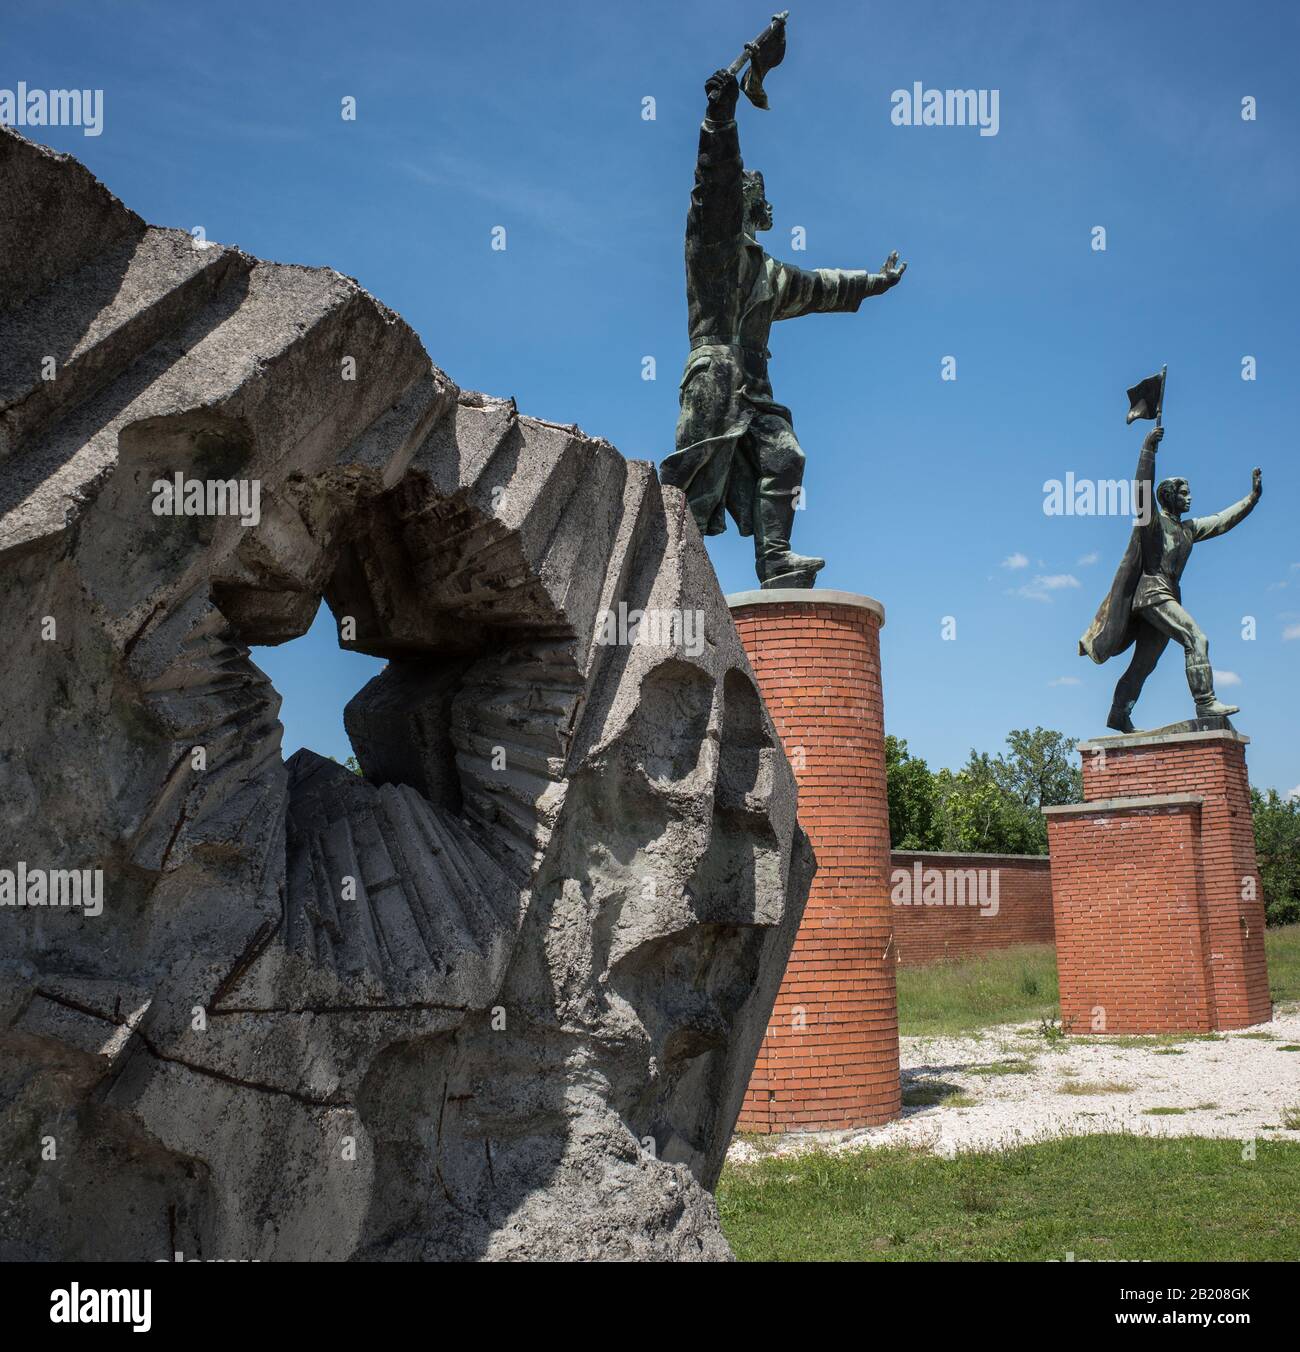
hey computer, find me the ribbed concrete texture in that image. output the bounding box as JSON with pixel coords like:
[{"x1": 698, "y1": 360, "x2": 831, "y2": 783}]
[
  {"x1": 1044, "y1": 729, "x2": 1271, "y2": 1034},
  {"x1": 0, "y1": 126, "x2": 815, "y2": 1262},
  {"x1": 728, "y1": 590, "x2": 901, "y2": 1132}
]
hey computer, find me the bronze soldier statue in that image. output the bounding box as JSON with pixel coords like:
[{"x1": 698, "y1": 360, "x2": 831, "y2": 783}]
[
  {"x1": 659, "y1": 63, "x2": 906, "y2": 588},
  {"x1": 1081, "y1": 423, "x2": 1263, "y2": 732}
]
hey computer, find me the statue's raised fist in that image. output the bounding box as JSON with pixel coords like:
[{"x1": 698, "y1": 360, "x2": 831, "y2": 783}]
[{"x1": 705, "y1": 69, "x2": 739, "y2": 119}]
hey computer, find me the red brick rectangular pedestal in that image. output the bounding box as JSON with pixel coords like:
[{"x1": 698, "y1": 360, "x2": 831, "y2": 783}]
[
  {"x1": 727, "y1": 589, "x2": 900, "y2": 1132},
  {"x1": 1043, "y1": 729, "x2": 1270, "y2": 1034}
]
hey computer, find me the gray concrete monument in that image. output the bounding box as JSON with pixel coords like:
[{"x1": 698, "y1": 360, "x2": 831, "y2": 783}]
[{"x1": 0, "y1": 126, "x2": 812, "y2": 1261}]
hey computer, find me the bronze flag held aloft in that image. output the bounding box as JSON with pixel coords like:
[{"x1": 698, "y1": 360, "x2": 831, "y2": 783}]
[{"x1": 726, "y1": 10, "x2": 789, "y2": 109}]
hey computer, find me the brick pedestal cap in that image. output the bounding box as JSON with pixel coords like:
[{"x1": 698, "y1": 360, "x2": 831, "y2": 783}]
[
  {"x1": 727, "y1": 588, "x2": 900, "y2": 1132},
  {"x1": 1044, "y1": 728, "x2": 1271, "y2": 1034}
]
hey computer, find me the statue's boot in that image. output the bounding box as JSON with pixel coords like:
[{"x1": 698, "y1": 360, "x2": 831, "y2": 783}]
[
  {"x1": 1188, "y1": 660, "x2": 1239, "y2": 718},
  {"x1": 1106, "y1": 703, "x2": 1136, "y2": 734},
  {"x1": 755, "y1": 493, "x2": 824, "y2": 589}
]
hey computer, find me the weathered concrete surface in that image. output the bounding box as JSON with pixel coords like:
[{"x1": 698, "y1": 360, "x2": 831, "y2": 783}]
[{"x1": 0, "y1": 128, "x2": 812, "y2": 1261}]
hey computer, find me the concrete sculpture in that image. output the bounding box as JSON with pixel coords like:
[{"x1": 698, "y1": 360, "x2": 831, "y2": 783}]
[{"x1": 0, "y1": 126, "x2": 812, "y2": 1261}]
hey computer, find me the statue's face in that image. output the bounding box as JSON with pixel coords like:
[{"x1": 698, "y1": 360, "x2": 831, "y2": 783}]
[
  {"x1": 744, "y1": 173, "x2": 773, "y2": 234},
  {"x1": 1160, "y1": 478, "x2": 1192, "y2": 515}
]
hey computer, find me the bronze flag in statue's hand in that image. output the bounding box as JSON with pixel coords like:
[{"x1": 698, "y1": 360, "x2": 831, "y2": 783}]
[
  {"x1": 728, "y1": 10, "x2": 789, "y2": 109},
  {"x1": 1126, "y1": 368, "x2": 1166, "y2": 424}
]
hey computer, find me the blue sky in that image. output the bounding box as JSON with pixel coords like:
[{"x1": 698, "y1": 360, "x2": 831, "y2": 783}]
[{"x1": 9, "y1": 0, "x2": 1298, "y2": 792}]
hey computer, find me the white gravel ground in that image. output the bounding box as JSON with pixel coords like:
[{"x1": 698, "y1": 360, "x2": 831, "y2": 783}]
[{"x1": 727, "y1": 1005, "x2": 1300, "y2": 1164}]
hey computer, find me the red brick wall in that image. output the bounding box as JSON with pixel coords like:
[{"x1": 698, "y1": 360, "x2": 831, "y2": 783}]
[
  {"x1": 1079, "y1": 734, "x2": 1270, "y2": 1028},
  {"x1": 1048, "y1": 801, "x2": 1216, "y2": 1032},
  {"x1": 1045, "y1": 731, "x2": 1271, "y2": 1033},
  {"x1": 730, "y1": 597, "x2": 900, "y2": 1133},
  {"x1": 889, "y1": 851, "x2": 1053, "y2": 966}
]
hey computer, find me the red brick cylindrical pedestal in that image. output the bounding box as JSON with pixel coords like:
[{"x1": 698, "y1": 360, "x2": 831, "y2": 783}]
[
  {"x1": 728, "y1": 589, "x2": 900, "y2": 1132},
  {"x1": 1043, "y1": 728, "x2": 1271, "y2": 1034}
]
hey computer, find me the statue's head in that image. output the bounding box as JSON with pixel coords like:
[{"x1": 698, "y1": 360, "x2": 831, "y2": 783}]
[
  {"x1": 1157, "y1": 476, "x2": 1192, "y2": 515},
  {"x1": 743, "y1": 170, "x2": 773, "y2": 234}
]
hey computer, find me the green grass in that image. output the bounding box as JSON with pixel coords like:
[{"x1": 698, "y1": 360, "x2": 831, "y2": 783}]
[
  {"x1": 896, "y1": 943, "x2": 1058, "y2": 1036},
  {"x1": 1267, "y1": 924, "x2": 1300, "y2": 1005},
  {"x1": 967, "y1": 1059, "x2": 1033, "y2": 1076},
  {"x1": 894, "y1": 925, "x2": 1300, "y2": 1040},
  {"x1": 718, "y1": 1135, "x2": 1300, "y2": 1261},
  {"x1": 1076, "y1": 1032, "x2": 1221, "y2": 1049},
  {"x1": 1057, "y1": 1080, "x2": 1135, "y2": 1096}
]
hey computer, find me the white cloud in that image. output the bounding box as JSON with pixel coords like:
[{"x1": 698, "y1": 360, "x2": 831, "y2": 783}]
[
  {"x1": 1213, "y1": 669, "x2": 1242, "y2": 687},
  {"x1": 1049, "y1": 676, "x2": 1082, "y2": 686},
  {"x1": 1001, "y1": 552, "x2": 1029, "y2": 570},
  {"x1": 1284, "y1": 623, "x2": 1300, "y2": 641},
  {"x1": 1077, "y1": 551, "x2": 1099, "y2": 566},
  {"x1": 1289, "y1": 785, "x2": 1300, "y2": 802},
  {"x1": 1016, "y1": 573, "x2": 1081, "y2": 603}
]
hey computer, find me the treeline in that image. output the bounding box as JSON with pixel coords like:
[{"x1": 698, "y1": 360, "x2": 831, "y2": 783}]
[
  {"x1": 886, "y1": 729, "x2": 1300, "y2": 927},
  {"x1": 1252, "y1": 789, "x2": 1300, "y2": 927},
  {"x1": 885, "y1": 727, "x2": 1081, "y2": 857}
]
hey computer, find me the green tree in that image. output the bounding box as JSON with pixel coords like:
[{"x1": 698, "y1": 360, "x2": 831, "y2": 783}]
[
  {"x1": 1252, "y1": 787, "x2": 1300, "y2": 926},
  {"x1": 885, "y1": 728, "x2": 1081, "y2": 856},
  {"x1": 933, "y1": 759, "x2": 1043, "y2": 854},
  {"x1": 985, "y1": 726, "x2": 1083, "y2": 853},
  {"x1": 991, "y1": 727, "x2": 1083, "y2": 812},
  {"x1": 884, "y1": 736, "x2": 940, "y2": 849}
]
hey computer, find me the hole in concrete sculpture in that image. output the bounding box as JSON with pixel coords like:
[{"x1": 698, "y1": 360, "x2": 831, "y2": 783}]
[
  {"x1": 176, "y1": 421, "x2": 591, "y2": 886},
  {"x1": 249, "y1": 606, "x2": 384, "y2": 777}
]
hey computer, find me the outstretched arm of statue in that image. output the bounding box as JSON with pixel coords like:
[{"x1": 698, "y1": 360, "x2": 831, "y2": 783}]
[
  {"x1": 771, "y1": 251, "x2": 908, "y2": 321},
  {"x1": 1135, "y1": 425, "x2": 1162, "y2": 526},
  {"x1": 1192, "y1": 467, "x2": 1262, "y2": 540},
  {"x1": 870, "y1": 251, "x2": 908, "y2": 294},
  {"x1": 686, "y1": 70, "x2": 743, "y2": 249}
]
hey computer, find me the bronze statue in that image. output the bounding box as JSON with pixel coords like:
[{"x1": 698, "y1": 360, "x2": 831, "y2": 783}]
[
  {"x1": 659, "y1": 14, "x2": 906, "y2": 589},
  {"x1": 1081, "y1": 371, "x2": 1263, "y2": 733}
]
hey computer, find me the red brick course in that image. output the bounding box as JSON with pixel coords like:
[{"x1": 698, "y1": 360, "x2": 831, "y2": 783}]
[
  {"x1": 889, "y1": 851, "x2": 1054, "y2": 966},
  {"x1": 729, "y1": 596, "x2": 900, "y2": 1133},
  {"x1": 1044, "y1": 731, "x2": 1271, "y2": 1034}
]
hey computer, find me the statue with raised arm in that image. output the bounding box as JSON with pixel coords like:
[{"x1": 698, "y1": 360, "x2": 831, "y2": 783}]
[
  {"x1": 659, "y1": 27, "x2": 906, "y2": 589},
  {"x1": 1080, "y1": 412, "x2": 1263, "y2": 733}
]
